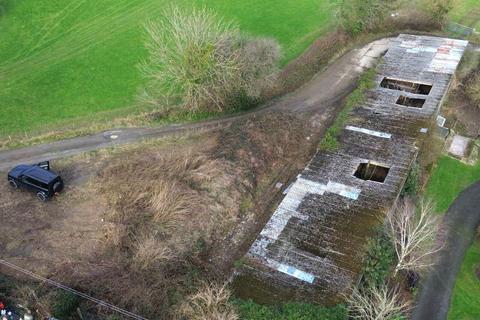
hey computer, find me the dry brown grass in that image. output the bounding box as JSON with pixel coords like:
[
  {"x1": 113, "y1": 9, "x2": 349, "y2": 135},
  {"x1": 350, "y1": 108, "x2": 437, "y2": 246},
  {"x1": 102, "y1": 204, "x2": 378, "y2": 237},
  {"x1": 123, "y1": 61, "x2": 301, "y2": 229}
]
[
  {"x1": 133, "y1": 235, "x2": 175, "y2": 271},
  {"x1": 84, "y1": 112, "x2": 315, "y2": 318},
  {"x1": 0, "y1": 111, "x2": 316, "y2": 319},
  {"x1": 467, "y1": 74, "x2": 480, "y2": 107},
  {"x1": 176, "y1": 282, "x2": 238, "y2": 320},
  {"x1": 97, "y1": 148, "x2": 229, "y2": 260}
]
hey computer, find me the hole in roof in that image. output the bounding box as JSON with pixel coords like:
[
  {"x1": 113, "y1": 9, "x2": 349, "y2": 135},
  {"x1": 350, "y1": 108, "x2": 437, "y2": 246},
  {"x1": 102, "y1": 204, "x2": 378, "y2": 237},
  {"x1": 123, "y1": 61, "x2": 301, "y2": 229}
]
[
  {"x1": 396, "y1": 96, "x2": 426, "y2": 108},
  {"x1": 381, "y1": 78, "x2": 432, "y2": 95},
  {"x1": 297, "y1": 241, "x2": 328, "y2": 259},
  {"x1": 354, "y1": 162, "x2": 390, "y2": 183}
]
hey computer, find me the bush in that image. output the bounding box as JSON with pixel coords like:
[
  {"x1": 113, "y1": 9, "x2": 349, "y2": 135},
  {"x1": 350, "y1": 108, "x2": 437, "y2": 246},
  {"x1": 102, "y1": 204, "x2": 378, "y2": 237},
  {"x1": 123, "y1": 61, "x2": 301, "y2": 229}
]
[
  {"x1": 235, "y1": 300, "x2": 348, "y2": 320},
  {"x1": 423, "y1": 0, "x2": 453, "y2": 25},
  {"x1": 141, "y1": 6, "x2": 280, "y2": 113},
  {"x1": 52, "y1": 291, "x2": 80, "y2": 319},
  {"x1": 401, "y1": 161, "x2": 420, "y2": 197},
  {"x1": 0, "y1": 275, "x2": 14, "y2": 305},
  {"x1": 361, "y1": 229, "x2": 396, "y2": 287},
  {"x1": 339, "y1": 0, "x2": 389, "y2": 35}
]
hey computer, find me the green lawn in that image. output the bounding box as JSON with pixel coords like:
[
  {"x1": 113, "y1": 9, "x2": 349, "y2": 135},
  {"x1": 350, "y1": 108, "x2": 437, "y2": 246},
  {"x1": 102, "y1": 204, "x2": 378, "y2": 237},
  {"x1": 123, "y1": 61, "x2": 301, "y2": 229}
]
[
  {"x1": 0, "y1": 0, "x2": 338, "y2": 136},
  {"x1": 424, "y1": 155, "x2": 480, "y2": 319},
  {"x1": 448, "y1": 240, "x2": 480, "y2": 320},
  {"x1": 450, "y1": 0, "x2": 480, "y2": 29},
  {"x1": 425, "y1": 156, "x2": 480, "y2": 213}
]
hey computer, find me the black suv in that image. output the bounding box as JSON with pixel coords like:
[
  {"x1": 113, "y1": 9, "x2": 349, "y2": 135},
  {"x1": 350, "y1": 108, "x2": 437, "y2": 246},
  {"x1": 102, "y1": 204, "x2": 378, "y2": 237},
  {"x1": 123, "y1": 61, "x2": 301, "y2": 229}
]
[{"x1": 7, "y1": 161, "x2": 64, "y2": 201}]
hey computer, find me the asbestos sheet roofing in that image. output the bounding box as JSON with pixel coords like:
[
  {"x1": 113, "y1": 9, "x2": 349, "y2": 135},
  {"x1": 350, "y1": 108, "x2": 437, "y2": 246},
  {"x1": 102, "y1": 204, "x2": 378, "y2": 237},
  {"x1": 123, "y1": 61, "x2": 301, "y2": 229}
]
[{"x1": 234, "y1": 35, "x2": 468, "y2": 305}]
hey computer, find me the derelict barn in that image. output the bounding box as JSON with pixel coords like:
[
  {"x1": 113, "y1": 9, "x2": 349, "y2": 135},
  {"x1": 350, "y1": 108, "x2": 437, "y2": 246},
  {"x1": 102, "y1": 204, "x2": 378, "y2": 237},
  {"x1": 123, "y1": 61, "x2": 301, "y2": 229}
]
[{"x1": 233, "y1": 34, "x2": 468, "y2": 304}]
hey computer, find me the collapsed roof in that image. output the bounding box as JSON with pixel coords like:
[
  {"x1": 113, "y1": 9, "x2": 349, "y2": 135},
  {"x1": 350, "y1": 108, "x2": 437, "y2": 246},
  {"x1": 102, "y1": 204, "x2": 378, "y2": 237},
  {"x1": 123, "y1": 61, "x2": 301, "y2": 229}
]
[{"x1": 233, "y1": 34, "x2": 469, "y2": 304}]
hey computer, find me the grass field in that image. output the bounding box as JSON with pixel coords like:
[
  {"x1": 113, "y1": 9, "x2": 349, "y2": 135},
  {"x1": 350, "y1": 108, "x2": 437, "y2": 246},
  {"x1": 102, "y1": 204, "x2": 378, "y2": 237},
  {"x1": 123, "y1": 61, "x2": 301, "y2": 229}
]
[
  {"x1": 450, "y1": 0, "x2": 480, "y2": 29},
  {"x1": 448, "y1": 240, "x2": 480, "y2": 320},
  {"x1": 424, "y1": 155, "x2": 480, "y2": 319},
  {"x1": 0, "y1": 0, "x2": 338, "y2": 136},
  {"x1": 425, "y1": 156, "x2": 480, "y2": 213}
]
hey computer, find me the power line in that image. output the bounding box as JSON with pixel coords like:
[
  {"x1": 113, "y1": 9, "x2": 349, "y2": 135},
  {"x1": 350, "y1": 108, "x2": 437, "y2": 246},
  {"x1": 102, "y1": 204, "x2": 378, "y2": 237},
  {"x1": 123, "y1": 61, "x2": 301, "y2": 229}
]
[{"x1": 0, "y1": 259, "x2": 149, "y2": 320}]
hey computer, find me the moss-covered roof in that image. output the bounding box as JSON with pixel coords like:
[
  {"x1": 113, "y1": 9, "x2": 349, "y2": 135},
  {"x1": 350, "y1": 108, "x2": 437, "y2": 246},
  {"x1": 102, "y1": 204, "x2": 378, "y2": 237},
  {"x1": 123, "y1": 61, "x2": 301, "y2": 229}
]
[{"x1": 234, "y1": 34, "x2": 468, "y2": 305}]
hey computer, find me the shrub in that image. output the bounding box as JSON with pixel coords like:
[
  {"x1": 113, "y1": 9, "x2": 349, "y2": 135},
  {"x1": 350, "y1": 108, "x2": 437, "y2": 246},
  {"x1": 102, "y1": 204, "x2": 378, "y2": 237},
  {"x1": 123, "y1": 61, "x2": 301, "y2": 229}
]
[
  {"x1": 401, "y1": 161, "x2": 420, "y2": 197},
  {"x1": 52, "y1": 291, "x2": 80, "y2": 319},
  {"x1": 141, "y1": 6, "x2": 280, "y2": 113},
  {"x1": 361, "y1": 229, "x2": 396, "y2": 288},
  {"x1": 339, "y1": 0, "x2": 388, "y2": 35},
  {"x1": 235, "y1": 300, "x2": 348, "y2": 320},
  {"x1": 0, "y1": 275, "x2": 14, "y2": 305},
  {"x1": 423, "y1": 0, "x2": 453, "y2": 25}
]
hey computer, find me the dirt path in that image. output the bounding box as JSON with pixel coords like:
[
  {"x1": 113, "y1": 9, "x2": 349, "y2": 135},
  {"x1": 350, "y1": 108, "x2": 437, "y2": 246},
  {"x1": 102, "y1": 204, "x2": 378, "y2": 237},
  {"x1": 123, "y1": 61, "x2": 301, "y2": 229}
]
[
  {"x1": 413, "y1": 181, "x2": 480, "y2": 320},
  {"x1": 0, "y1": 38, "x2": 391, "y2": 172}
]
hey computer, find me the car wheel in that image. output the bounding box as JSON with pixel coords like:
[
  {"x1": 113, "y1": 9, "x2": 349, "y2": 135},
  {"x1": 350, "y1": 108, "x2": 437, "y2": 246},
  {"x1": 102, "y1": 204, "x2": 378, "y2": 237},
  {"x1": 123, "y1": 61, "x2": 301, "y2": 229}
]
[
  {"x1": 8, "y1": 179, "x2": 18, "y2": 189},
  {"x1": 53, "y1": 181, "x2": 63, "y2": 193},
  {"x1": 36, "y1": 192, "x2": 47, "y2": 202}
]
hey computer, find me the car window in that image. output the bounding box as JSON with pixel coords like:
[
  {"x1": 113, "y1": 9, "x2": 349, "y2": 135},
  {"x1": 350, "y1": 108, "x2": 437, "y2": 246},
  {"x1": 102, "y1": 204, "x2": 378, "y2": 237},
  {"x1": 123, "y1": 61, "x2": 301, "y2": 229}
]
[{"x1": 23, "y1": 176, "x2": 48, "y2": 190}]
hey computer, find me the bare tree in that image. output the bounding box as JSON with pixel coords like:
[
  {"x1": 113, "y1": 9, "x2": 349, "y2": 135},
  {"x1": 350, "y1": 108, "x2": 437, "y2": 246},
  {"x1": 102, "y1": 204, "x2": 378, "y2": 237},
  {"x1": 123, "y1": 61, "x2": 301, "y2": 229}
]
[
  {"x1": 387, "y1": 199, "x2": 441, "y2": 274},
  {"x1": 347, "y1": 284, "x2": 410, "y2": 320}
]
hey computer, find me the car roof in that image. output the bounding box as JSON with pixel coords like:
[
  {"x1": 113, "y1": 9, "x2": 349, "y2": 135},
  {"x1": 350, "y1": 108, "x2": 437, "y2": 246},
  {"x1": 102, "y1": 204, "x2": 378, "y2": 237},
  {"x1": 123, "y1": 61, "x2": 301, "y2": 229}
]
[{"x1": 11, "y1": 165, "x2": 59, "y2": 184}]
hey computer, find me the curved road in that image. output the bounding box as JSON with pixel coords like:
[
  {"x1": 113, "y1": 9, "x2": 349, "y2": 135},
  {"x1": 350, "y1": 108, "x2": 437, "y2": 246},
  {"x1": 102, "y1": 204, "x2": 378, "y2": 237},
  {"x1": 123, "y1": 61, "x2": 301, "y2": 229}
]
[
  {"x1": 0, "y1": 38, "x2": 392, "y2": 171},
  {"x1": 413, "y1": 181, "x2": 480, "y2": 320}
]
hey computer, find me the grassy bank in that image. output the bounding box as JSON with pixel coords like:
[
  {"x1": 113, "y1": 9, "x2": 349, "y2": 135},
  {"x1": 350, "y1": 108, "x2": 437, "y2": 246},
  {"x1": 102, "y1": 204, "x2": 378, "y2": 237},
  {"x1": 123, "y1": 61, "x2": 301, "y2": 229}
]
[
  {"x1": 425, "y1": 156, "x2": 480, "y2": 213},
  {"x1": 0, "y1": 0, "x2": 337, "y2": 136},
  {"x1": 423, "y1": 155, "x2": 480, "y2": 319},
  {"x1": 450, "y1": 0, "x2": 480, "y2": 29},
  {"x1": 235, "y1": 300, "x2": 347, "y2": 320},
  {"x1": 448, "y1": 240, "x2": 480, "y2": 320}
]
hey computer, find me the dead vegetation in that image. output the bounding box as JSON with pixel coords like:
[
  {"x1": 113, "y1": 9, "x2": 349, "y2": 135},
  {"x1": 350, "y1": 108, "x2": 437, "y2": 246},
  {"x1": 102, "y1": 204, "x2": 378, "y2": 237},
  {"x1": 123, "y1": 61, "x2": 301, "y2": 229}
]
[
  {"x1": 176, "y1": 283, "x2": 238, "y2": 320},
  {"x1": 466, "y1": 74, "x2": 480, "y2": 107},
  {"x1": 443, "y1": 50, "x2": 480, "y2": 137},
  {"x1": 88, "y1": 112, "x2": 316, "y2": 318},
  {"x1": 96, "y1": 147, "x2": 236, "y2": 268},
  {"x1": 0, "y1": 111, "x2": 318, "y2": 319}
]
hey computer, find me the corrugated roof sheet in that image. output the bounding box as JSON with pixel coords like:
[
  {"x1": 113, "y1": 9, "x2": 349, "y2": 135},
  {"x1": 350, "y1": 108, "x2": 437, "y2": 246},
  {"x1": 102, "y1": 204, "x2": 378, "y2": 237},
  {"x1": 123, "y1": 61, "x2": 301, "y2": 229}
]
[{"x1": 233, "y1": 35, "x2": 468, "y2": 304}]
